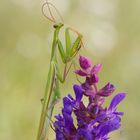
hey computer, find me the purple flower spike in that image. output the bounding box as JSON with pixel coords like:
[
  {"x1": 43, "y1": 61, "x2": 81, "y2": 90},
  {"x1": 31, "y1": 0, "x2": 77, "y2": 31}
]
[
  {"x1": 98, "y1": 83, "x2": 115, "y2": 97},
  {"x1": 79, "y1": 55, "x2": 91, "y2": 69},
  {"x1": 54, "y1": 55, "x2": 126, "y2": 140}
]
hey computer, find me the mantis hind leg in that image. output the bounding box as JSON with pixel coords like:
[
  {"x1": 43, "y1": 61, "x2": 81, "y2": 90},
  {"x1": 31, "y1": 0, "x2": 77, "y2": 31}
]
[{"x1": 48, "y1": 78, "x2": 61, "y2": 110}]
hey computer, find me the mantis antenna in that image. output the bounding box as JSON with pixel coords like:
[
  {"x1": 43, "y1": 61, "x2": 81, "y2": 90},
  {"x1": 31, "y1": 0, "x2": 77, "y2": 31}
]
[
  {"x1": 41, "y1": 0, "x2": 84, "y2": 50},
  {"x1": 41, "y1": 0, "x2": 64, "y2": 23}
]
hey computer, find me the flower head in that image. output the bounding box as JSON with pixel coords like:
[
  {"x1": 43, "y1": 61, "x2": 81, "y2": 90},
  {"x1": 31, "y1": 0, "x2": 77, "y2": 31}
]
[{"x1": 54, "y1": 56, "x2": 126, "y2": 140}]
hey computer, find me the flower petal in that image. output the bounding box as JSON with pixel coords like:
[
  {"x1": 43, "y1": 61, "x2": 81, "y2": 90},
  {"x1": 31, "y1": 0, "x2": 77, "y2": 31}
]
[
  {"x1": 73, "y1": 84, "x2": 83, "y2": 103},
  {"x1": 99, "y1": 123, "x2": 120, "y2": 138},
  {"x1": 109, "y1": 93, "x2": 126, "y2": 111},
  {"x1": 75, "y1": 69, "x2": 87, "y2": 76},
  {"x1": 91, "y1": 73, "x2": 99, "y2": 83},
  {"x1": 62, "y1": 111, "x2": 73, "y2": 130},
  {"x1": 78, "y1": 129, "x2": 93, "y2": 140},
  {"x1": 85, "y1": 90, "x2": 96, "y2": 96},
  {"x1": 98, "y1": 83, "x2": 115, "y2": 97},
  {"x1": 79, "y1": 55, "x2": 92, "y2": 69},
  {"x1": 91, "y1": 64, "x2": 102, "y2": 74},
  {"x1": 63, "y1": 97, "x2": 73, "y2": 114}
]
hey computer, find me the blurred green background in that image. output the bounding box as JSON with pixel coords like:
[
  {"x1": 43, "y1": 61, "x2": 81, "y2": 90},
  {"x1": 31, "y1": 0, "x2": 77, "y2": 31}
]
[{"x1": 0, "y1": 0, "x2": 140, "y2": 140}]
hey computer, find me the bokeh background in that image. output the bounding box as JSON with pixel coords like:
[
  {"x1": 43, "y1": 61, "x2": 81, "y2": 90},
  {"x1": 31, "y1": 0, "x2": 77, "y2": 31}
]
[{"x1": 0, "y1": 0, "x2": 140, "y2": 140}]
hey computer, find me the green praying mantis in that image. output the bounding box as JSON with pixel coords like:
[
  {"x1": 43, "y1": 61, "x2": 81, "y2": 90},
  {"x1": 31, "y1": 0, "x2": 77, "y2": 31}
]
[{"x1": 36, "y1": 23, "x2": 83, "y2": 140}]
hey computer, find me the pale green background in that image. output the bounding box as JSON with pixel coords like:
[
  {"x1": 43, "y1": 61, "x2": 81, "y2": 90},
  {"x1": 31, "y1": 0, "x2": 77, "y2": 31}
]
[{"x1": 0, "y1": 0, "x2": 140, "y2": 140}]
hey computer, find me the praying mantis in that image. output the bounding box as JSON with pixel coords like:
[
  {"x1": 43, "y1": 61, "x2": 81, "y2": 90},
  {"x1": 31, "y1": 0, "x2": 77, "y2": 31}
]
[{"x1": 36, "y1": 22, "x2": 83, "y2": 140}]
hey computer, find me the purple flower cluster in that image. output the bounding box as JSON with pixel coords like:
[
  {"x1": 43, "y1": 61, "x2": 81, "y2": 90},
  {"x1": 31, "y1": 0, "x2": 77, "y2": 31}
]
[{"x1": 54, "y1": 56, "x2": 126, "y2": 140}]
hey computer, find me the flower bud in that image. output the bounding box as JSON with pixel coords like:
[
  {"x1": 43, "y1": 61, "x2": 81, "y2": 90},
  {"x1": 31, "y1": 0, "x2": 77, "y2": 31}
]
[
  {"x1": 98, "y1": 83, "x2": 115, "y2": 97},
  {"x1": 79, "y1": 55, "x2": 91, "y2": 69}
]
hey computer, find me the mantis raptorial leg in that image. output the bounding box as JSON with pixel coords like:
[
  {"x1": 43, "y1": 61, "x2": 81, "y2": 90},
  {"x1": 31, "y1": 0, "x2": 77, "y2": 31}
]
[{"x1": 36, "y1": 23, "x2": 83, "y2": 140}]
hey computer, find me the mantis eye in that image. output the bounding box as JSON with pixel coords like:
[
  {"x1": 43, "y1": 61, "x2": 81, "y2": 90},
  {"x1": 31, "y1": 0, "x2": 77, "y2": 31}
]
[{"x1": 53, "y1": 23, "x2": 64, "y2": 28}]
